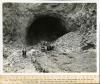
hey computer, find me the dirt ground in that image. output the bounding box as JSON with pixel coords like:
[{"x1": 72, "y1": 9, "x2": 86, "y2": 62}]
[{"x1": 3, "y1": 32, "x2": 96, "y2": 73}]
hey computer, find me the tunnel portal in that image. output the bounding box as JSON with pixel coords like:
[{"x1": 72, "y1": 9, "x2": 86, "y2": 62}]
[{"x1": 26, "y1": 14, "x2": 68, "y2": 45}]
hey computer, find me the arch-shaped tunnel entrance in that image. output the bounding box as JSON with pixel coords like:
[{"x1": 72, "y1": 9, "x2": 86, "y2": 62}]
[{"x1": 26, "y1": 14, "x2": 68, "y2": 45}]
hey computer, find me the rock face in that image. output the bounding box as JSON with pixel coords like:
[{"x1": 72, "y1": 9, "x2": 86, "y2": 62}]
[{"x1": 3, "y1": 3, "x2": 96, "y2": 73}]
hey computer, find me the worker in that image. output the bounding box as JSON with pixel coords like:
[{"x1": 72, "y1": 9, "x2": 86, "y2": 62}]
[{"x1": 22, "y1": 48, "x2": 27, "y2": 58}]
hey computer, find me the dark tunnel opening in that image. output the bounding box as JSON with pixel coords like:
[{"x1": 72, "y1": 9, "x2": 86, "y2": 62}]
[{"x1": 26, "y1": 14, "x2": 68, "y2": 45}]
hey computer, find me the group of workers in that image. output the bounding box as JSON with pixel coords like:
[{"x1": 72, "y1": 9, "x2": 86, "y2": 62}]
[{"x1": 22, "y1": 41, "x2": 54, "y2": 58}]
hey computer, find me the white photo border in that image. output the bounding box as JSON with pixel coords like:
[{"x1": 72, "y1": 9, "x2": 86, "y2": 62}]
[{"x1": 0, "y1": 0, "x2": 99, "y2": 76}]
